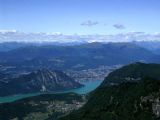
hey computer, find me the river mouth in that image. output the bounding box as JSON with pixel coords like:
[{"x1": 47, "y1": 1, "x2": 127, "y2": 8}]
[{"x1": 0, "y1": 80, "x2": 103, "y2": 103}]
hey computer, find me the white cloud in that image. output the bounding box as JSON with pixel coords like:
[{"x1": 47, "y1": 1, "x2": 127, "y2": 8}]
[
  {"x1": 46, "y1": 32, "x2": 63, "y2": 35},
  {"x1": 0, "y1": 29, "x2": 17, "y2": 34},
  {"x1": 0, "y1": 30, "x2": 160, "y2": 43},
  {"x1": 113, "y1": 24, "x2": 126, "y2": 29},
  {"x1": 81, "y1": 20, "x2": 98, "y2": 27}
]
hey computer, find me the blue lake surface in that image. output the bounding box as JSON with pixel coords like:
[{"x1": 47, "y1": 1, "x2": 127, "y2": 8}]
[
  {"x1": 65, "y1": 80, "x2": 102, "y2": 94},
  {"x1": 0, "y1": 80, "x2": 102, "y2": 103}
]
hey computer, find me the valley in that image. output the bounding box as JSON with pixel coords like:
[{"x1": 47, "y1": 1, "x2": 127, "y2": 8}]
[
  {"x1": 0, "y1": 42, "x2": 160, "y2": 120},
  {"x1": 1, "y1": 63, "x2": 160, "y2": 120},
  {"x1": 65, "y1": 65, "x2": 121, "y2": 81},
  {"x1": 1, "y1": 1, "x2": 160, "y2": 119}
]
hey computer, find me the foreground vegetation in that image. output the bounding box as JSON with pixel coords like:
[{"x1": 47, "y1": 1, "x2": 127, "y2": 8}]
[
  {"x1": 60, "y1": 63, "x2": 160, "y2": 120},
  {"x1": 0, "y1": 93, "x2": 86, "y2": 120}
]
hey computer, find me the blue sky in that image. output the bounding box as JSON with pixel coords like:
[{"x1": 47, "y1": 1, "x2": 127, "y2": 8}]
[{"x1": 0, "y1": 0, "x2": 160, "y2": 34}]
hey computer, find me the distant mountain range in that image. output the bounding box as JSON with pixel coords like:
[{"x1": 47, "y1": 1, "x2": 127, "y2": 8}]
[
  {"x1": 0, "y1": 42, "x2": 159, "y2": 74},
  {"x1": 0, "y1": 69, "x2": 83, "y2": 97},
  {"x1": 60, "y1": 63, "x2": 160, "y2": 120},
  {"x1": 0, "y1": 41, "x2": 86, "y2": 52},
  {"x1": 133, "y1": 41, "x2": 160, "y2": 55}
]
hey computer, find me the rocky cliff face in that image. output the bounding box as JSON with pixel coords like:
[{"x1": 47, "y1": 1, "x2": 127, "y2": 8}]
[
  {"x1": 25, "y1": 69, "x2": 83, "y2": 91},
  {"x1": 0, "y1": 69, "x2": 83, "y2": 96}
]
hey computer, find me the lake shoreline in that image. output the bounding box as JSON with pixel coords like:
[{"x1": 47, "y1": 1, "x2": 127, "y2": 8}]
[{"x1": 0, "y1": 80, "x2": 103, "y2": 104}]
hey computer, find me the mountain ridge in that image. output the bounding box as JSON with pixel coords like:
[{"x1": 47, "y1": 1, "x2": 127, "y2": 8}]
[
  {"x1": 101, "y1": 62, "x2": 160, "y2": 86},
  {"x1": 59, "y1": 63, "x2": 160, "y2": 120},
  {"x1": 0, "y1": 69, "x2": 83, "y2": 97},
  {"x1": 0, "y1": 42, "x2": 159, "y2": 73}
]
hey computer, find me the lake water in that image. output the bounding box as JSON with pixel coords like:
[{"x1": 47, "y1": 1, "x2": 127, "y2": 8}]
[
  {"x1": 0, "y1": 80, "x2": 102, "y2": 103},
  {"x1": 66, "y1": 80, "x2": 102, "y2": 94}
]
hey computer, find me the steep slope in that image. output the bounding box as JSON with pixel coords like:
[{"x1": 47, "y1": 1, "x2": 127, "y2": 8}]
[
  {"x1": 59, "y1": 63, "x2": 160, "y2": 120},
  {"x1": 102, "y1": 62, "x2": 160, "y2": 86},
  {"x1": 0, "y1": 69, "x2": 83, "y2": 97}
]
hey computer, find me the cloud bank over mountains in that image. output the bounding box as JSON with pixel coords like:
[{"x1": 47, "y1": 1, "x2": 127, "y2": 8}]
[{"x1": 0, "y1": 30, "x2": 160, "y2": 43}]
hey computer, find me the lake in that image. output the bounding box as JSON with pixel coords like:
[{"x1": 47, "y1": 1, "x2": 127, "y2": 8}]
[
  {"x1": 62, "y1": 80, "x2": 102, "y2": 94},
  {"x1": 0, "y1": 80, "x2": 102, "y2": 103}
]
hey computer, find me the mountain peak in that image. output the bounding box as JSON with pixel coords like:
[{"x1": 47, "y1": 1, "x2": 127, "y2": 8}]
[{"x1": 0, "y1": 69, "x2": 83, "y2": 97}]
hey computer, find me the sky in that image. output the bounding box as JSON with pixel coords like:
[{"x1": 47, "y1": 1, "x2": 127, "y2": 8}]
[{"x1": 0, "y1": 0, "x2": 160, "y2": 35}]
